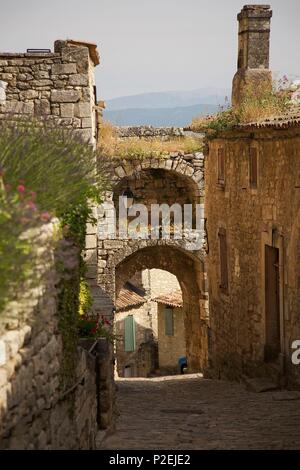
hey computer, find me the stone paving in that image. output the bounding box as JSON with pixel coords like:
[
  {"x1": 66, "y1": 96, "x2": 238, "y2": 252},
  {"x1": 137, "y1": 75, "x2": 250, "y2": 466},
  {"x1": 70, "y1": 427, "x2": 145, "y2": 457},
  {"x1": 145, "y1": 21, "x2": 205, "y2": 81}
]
[{"x1": 100, "y1": 374, "x2": 300, "y2": 450}]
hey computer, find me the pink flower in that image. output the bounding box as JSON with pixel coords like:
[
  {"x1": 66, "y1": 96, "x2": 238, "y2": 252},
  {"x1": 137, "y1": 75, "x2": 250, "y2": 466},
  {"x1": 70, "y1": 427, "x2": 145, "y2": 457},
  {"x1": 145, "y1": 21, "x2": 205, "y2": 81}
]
[
  {"x1": 17, "y1": 184, "x2": 25, "y2": 193},
  {"x1": 27, "y1": 200, "x2": 37, "y2": 211},
  {"x1": 40, "y1": 211, "x2": 51, "y2": 222}
]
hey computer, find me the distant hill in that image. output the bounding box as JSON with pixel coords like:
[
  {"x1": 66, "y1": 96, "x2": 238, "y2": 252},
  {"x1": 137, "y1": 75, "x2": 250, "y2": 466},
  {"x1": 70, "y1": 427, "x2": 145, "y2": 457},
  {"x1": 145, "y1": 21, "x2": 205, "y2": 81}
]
[
  {"x1": 104, "y1": 103, "x2": 219, "y2": 127},
  {"x1": 106, "y1": 88, "x2": 230, "y2": 110}
]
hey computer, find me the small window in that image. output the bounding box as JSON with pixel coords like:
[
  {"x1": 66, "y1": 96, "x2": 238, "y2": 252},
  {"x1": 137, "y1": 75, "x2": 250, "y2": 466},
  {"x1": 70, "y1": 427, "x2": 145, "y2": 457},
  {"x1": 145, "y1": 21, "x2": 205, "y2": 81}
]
[
  {"x1": 124, "y1": 315, "x2": 136, "y2": 352},
  {"x1": 164, "y1": 307, "x2": 174, "y2": 336},
  {"x1": 218, "y1": 148, "x2": 225, "y2": 186},
  {"x1": 218, "y1": 228, "x2": 228, "y2": 291},
  {"x1": 93, "y1": 85, "x2": 97, "y2": 104},
  {"x1": 249, "y1": 147, "x2": 258, "y2": 188}
]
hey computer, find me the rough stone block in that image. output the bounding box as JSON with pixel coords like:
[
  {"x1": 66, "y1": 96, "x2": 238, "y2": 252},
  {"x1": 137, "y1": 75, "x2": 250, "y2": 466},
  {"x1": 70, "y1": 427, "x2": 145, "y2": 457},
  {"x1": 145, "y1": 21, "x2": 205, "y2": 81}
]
[
  {"x1": 69, "y1": 74, "x2": 88, "y2": 86},
  {"x1": 34, "y1": 100, "x2": 51, "y2": 115},
  {"x1": 81, "y1": 117, "x2": 92, "y2": 128},
  {"x1": 60, "y1": 103, "x2": 74, "y2": 117},
  {"x1": 52, "y1": 63, "x2": 77, "y2": 75},
  {"x1": 74, "y1": 128, "x2": 93, "y2": 143},
  {"x1": 51, "y1": 89, "x2": 80, "y2": 103},
  {"x1": 74, "y1": 102, "x2": 91, "y2": 118},
  {"x1": 85, "y1": 235, "x2": 97, "y2": 249},
  {"x1": 5, "y1": 101, "x2": 34, "y2": 114}
]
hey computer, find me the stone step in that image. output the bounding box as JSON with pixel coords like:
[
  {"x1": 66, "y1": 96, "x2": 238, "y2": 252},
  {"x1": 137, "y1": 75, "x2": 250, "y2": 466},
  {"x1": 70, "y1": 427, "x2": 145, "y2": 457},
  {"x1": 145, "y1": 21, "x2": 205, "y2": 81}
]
[{"x1": 242, "y1": 376, "x2": 279, "y2": 393}]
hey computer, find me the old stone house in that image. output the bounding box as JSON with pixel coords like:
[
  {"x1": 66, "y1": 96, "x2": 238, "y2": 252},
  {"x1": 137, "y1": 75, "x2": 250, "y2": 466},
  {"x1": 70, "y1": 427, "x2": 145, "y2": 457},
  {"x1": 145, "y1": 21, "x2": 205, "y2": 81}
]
[
  {"x1": 154, "y1": 290, "x2": 186, "y2": 374},
  {"x1": 205, "y1": 4, "x2": 300, "y2": 387},
  {"x1": 115, "y1": 268, "x2": 186, "y2": 377}
]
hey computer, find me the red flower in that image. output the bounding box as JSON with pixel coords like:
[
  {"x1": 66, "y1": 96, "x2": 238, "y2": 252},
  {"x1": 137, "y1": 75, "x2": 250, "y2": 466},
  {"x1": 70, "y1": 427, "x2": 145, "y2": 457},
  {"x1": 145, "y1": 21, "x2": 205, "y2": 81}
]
[
  {"x1": 91, "y1": 326, "x2": 97, "y2": 334},
  {"x1": 17, "y1": 184, "x2": 25, "y2": 193}
]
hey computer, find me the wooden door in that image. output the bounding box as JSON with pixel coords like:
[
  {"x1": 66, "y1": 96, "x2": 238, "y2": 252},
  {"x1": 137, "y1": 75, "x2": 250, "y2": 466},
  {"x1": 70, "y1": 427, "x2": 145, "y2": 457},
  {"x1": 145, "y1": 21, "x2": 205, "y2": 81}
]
[{"x1": 265, "y1": 245, "x2": 280, "y2": 361}]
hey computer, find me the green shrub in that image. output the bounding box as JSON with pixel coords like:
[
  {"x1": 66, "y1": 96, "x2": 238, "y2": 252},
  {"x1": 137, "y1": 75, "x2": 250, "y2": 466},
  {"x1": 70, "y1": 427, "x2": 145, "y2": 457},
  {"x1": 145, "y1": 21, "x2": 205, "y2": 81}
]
[{"x1": 0, "y1": 118, "x2": 109, "y2": 311}]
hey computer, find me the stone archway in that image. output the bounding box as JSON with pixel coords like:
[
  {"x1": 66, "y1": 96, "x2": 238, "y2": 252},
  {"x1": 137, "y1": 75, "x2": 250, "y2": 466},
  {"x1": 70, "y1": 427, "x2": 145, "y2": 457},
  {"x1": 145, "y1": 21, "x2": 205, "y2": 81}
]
[
  {"x1": 114, "y1": 244, "x2": 208, "y2": 372},
  {"x1": 89, "y1": 152, "x2": 207, "y2": 373}
]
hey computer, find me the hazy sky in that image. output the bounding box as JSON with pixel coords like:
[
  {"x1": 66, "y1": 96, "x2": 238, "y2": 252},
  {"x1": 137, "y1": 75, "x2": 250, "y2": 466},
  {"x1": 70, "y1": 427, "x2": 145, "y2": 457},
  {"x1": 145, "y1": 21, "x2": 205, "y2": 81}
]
[{"x1": 0, "y1": 0, "x2": 299, "y2": 99}]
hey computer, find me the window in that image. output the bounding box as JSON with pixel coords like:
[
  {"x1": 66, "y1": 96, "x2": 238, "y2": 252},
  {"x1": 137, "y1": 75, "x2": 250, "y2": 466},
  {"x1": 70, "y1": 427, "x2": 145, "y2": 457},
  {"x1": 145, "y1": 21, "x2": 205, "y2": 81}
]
[
  {"x1": 164, "y1": 307, "x2": 174, "y2": 336},
  {"x1": 249, "y1": 147, "x2": 258, "y2": 188},
  {"x1": 218, "y1": 228, "x2": 228, "y2": 291},
  {"x1": 124, "y1": 315, "x2": 136, "y2": 352},
  {"x1": 93, "y1": 85, "x2": 97, "y2": 104},
  {"x1": 217, "y1": 148, "x2": 225, "y2": 186}
]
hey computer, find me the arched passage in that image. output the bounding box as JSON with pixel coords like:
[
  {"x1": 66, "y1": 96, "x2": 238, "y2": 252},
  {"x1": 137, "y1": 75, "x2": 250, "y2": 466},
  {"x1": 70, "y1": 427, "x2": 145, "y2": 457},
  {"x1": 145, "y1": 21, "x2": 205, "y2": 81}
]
[{"x1": 115, "y1": 245, "x2": 208, "y2": 372}]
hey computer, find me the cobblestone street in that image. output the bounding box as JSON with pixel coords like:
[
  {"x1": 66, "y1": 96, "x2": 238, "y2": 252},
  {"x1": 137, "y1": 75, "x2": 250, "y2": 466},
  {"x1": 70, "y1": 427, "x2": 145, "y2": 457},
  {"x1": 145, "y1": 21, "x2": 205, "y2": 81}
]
[{"x1": 101, "y1": 374, "x2": 300, "y2": 450}]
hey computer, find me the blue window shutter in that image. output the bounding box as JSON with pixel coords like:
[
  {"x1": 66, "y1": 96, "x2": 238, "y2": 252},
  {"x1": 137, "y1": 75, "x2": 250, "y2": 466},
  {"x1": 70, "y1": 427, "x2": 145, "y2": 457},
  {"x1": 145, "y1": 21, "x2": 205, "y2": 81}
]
[
  {"x1": 164, "y1": 307, "x2": 174, "y2": 336},
  {"x1": 124, "y1": 315, "x2": 136, "y2": 352}
]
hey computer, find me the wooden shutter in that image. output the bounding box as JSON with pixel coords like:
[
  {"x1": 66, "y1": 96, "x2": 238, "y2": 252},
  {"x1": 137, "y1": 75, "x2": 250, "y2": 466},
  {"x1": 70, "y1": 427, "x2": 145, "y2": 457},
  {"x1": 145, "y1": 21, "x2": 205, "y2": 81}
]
[
  {"x1": 219, "y1": 229, "x2": 228, "y2": 291},
  {"x1": 124, "y1": 315, "x2": 136, "y2": 352},
  {"x1": 164, "y1": 307, "x2": 174, "y2": 336},
  {"x1": 218, "y1": 148, "x2": 225, "y2": 185},
  {"x1": 249, "y1": 147, "x2": 258, "y2": 188}
]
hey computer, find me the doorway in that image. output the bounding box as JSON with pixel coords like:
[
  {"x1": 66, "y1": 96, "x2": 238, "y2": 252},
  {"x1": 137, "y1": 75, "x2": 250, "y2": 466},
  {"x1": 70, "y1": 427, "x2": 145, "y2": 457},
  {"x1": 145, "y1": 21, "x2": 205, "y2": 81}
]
[{"x1": 264, "y1": 245, "x2": 280, "y2": 361}]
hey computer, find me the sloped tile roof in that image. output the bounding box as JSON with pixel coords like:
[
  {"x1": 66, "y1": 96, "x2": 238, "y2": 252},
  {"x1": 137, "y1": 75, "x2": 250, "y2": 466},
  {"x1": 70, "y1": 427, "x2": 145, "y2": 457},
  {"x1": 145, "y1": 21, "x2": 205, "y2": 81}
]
[
  {"x1": 152, "y1": 290, "x2": 183, "y2": 308},
  {"x1": 116, "y1": 282, "x2": 146, "y2": 311},
  {"x1": 237, "y1": 104, "x2": 300, "y2": 129}
]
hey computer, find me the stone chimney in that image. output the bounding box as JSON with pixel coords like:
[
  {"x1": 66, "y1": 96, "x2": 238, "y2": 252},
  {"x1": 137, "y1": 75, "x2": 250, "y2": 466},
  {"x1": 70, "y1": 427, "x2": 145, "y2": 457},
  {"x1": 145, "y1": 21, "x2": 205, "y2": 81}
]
[{"x1": 232, "y1": 4, "x2": 273, "y2": 107}]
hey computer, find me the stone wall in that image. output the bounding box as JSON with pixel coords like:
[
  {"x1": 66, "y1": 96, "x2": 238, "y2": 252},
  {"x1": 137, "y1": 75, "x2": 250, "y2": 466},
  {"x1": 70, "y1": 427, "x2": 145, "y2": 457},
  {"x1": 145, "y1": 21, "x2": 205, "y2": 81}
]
[
  {"x1": 116, "y1": 126, "x2": 185, "y2": 140},
  {"x1": 0, "y1": 224, "x2": 109, "y2": 449},
  {"x1": 205, "y1": 123, "x2": 300, "y2": 385},
  {"x1": 0, "y1": 39, "x2": 99, "y2": 145}
]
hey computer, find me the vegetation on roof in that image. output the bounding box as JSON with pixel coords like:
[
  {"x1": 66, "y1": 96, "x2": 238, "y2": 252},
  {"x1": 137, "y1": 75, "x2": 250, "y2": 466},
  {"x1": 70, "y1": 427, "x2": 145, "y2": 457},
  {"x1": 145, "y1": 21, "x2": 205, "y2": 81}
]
[
  {"x1": 191, "y1": 77, "x2": 294, "y2": 135},
  {"x1": 98, "y1": 121, "x2": 203, "y2": 159}
]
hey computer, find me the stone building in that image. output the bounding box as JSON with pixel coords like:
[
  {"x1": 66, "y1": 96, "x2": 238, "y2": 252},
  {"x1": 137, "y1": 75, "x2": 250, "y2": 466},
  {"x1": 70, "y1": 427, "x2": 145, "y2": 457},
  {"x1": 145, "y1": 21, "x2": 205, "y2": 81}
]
[
  {"x1": 205, "y1": 5, "x2": 300, "y2": 386},
  {"x1": 0, "y1": 39, "x2": 102, "y2": 145},
  {"x1": 115, "y1": 269, "x2": 186, "y2": 377}
]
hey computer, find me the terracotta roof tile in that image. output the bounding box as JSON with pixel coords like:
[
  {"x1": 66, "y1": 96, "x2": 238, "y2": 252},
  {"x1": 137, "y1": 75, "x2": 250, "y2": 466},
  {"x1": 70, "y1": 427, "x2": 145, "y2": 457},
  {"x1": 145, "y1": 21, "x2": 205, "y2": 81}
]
[
  {"x1": 238, "y1": 104, "x2": 300, "y2": 129},
  {"x1": 116, "y1": 282, "x2": 146, "y2": 311},
  {"x1": 152, "y1": 290, "x2": 183, "y2": 308}
]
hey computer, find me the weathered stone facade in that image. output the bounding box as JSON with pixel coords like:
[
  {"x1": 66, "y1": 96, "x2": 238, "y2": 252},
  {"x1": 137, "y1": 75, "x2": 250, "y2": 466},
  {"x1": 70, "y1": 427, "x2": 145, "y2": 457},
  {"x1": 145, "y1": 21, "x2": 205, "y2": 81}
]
[
  {"x1": 0, "y1": 39, "x2": 99, "y2": 145},
  {"x1": 0, "y1": 224, "x2": 111, "y2": 449},
  {"x1": 205, "y1": 120, "x2": 300, "y2": 385}
]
